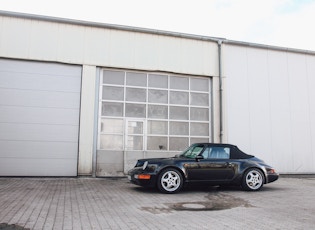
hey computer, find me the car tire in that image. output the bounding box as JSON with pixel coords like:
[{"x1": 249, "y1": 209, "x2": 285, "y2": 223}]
[
  {"x1": 242, "y1": 168, "x2": 264, "y2": 191},
  {"x1": 157, "y1": 168, "x2": 183, "y2": 194}
]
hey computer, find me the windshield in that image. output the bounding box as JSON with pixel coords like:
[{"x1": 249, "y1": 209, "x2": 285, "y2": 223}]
[{"x1": 181, "y1": 144, "x2": 204, "y2": 158}]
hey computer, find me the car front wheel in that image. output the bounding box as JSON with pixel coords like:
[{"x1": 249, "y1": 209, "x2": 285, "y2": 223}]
[
  {"x1": 157, "y1": 168, "x2": 183, "y2": 194},
  {"x1": 242, "y1": 169, "x2": 264, "y2": 191}
]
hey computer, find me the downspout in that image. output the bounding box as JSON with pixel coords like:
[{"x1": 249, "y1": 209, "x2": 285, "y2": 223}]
[{"x1": 218, "y1": 40, "x2": 223, "y2": 143}]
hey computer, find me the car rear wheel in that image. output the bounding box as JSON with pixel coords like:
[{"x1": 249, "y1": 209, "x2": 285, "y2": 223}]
[
  {"x1": 242, "y1": 169, "x2": 264, "y2": 191},
  {"x1": 157, "y1": 168, "x2": 183, "y2": 194}
]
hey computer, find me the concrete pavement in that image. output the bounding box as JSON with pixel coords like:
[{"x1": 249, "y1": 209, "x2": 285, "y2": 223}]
[{"x1": 0, "y1": 176, "x2": 314, "y2": 230}]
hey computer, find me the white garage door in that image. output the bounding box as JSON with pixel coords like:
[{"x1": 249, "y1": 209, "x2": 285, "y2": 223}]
[{"x1": 0, "y1": 59, "x2": 82, "y2": 176}]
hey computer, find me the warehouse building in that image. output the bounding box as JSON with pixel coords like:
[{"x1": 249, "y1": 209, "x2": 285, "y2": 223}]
[{"x1": 0, "y1": 11, "x2": 314, "y2": 176}]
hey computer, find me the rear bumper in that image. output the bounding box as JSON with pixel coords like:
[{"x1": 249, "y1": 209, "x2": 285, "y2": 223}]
[{"x1": 267, "y1": 173, "x2": 279, "y2": 183}]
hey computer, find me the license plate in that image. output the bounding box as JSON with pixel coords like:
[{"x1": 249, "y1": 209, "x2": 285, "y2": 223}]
[{"x1": 128, "y1": 175, "x2": 131, "y2": 180}]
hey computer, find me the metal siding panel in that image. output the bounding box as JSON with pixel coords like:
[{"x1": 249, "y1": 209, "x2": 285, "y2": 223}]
[
  {"x1": 0, "y1": 158, "x2": 77, "y2": 176},
  {"x1": 0, "y1": 123, "x2": 79, "y2": 142},
  {"x1": 58, "y1": 24, "x2": 85, "y2": 63},
  {"x1": 0, "y1": 59, "x2": 81, "y2": 176},
  {"x1": 246, "y1": 48, "x2": 272, "y2": 162},
  {"x1": 267, "y1": 50, "x2": 293, "y2": 172},
  {"x1": 133, "y1": 33, "x2": 159, "y2": 71},
  {"x1": 225, "y1": 45, "x2": 315, "y2": 173},
  {"x1": 0, "y1": 15, "x2": 218, "y2": 77},
  {"x1": 224, "y1": 46, "x2": 252, "y2": 149},
  {"x1": 29, "y1": 20, "x2": 59, "y2": 60},
  {"x1": 0, "y1": 17, "x2": 30, "y2": 58},
  {"x1": 306, "y1": 55, "x2": 315, "y2": 172},
  {"x1": 84, "y1": 28, "x2": 111, "y2": 65},
  {"x1": 0, "y1": 106, "x2": 79, "y2": 125},
  {"x1": 0, "y1": 140, "x2": 78, "y2": 159},
  {"x1": 287, "y1": 53, "x2": 313, "y2": 172},
  {"x1": 0, "y1": 89, "x2": 80, "y2": 109},
  {"x1": 108, "y1": 30, "x2": 135, "y2": 68}
]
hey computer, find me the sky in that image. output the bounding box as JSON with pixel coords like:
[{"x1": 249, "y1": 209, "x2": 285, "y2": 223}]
[{"x1": 1, "y1": 0, "x2": 315, "y2": 51}]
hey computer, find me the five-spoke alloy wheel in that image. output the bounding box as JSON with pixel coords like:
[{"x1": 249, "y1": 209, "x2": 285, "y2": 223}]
[
  {"x1": 157, "y1": 168, "x2": 183, "y2": 194},
  {"x1": 242, "y1": 169, "x2": 264, "y2": 191}
]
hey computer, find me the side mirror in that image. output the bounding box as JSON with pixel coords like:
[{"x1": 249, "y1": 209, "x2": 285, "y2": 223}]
[{"x1": 195, "y1": 155, "x2": 204, "y2": 161}]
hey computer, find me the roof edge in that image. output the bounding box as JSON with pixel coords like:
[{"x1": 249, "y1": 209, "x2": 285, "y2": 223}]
[
  {"x1": 0, "y1": 10, "x2": 223, "y2": 42},
  {"x1": 224, "y1": 39, "x2": 315, "y2": 55},
  {"x1": 1, "y1": 10, "x2": 315, "y2": 55}
]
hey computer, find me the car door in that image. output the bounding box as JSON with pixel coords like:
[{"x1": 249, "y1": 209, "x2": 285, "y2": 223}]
[{"x1": 186, "y1": 146, "x2": 236, "y2": 181}]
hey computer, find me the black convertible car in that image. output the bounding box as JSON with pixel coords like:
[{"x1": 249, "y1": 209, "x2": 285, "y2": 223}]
[{"x1": 128, "y1": 143, "x2": 279, "y2": 193}]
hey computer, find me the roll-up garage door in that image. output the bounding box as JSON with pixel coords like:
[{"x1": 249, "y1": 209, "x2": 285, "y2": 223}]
[{"x1": 0, "y1": 59, "x2": 81, "y2": 176}]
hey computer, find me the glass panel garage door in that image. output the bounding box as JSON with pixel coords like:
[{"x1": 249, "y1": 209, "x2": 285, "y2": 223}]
[{"x1": 98, "y1": 69, "x2": 212, "y2": 152}]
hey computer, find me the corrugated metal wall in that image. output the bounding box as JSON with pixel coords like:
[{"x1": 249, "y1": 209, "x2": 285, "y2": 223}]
[
  {"x1": 0, "y1": 15, "x2": 218, "y2": 77},
  {"x1": 224, "y1": 45, "x2": 315, "y2": 173}
]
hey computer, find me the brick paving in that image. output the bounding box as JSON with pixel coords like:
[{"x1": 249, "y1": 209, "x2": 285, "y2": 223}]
[{"x1": 0, "y1": 176, "x2": 314, "y2": 230}]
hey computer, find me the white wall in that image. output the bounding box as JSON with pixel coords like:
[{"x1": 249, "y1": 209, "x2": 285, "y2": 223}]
[
  {"x1": 0, "y1": 15, "x2": 218, "y2": 77},
  {"x1": 224, "y1": 45, "x2": 315, "y2": 173},
  {"x1": 0, "y1": 13, "x2": 220, "y2": 175}
]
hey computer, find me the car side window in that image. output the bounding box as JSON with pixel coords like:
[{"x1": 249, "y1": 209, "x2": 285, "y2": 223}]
[
  {"x1": 191, "y1": 146, "x2": 204, "y2": 156},
  {"x1": 209, "y1": 147, "x2": 230, "y2": 159},
  {"x1": 202, "y1": 147, "x2": 211, "y2": 159}
]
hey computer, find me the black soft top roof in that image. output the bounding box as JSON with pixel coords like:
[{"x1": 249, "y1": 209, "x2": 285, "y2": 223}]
[{"x1": 193, "y1": 143, "x2": 254, "y2": 159}]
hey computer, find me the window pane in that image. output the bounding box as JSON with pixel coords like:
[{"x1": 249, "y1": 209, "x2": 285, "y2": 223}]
[
  {"x1": 148, "y1": 105, "x2": 168, "y2": 119},
  {"x1": 190, "y1": 123, "x2": 209, "y2": 136},
  {"x1": 190, "y1": 108, "x2": 209, "y2": 121},
  {"x1": 148, "y1": 74, "x2": 168, "y2": 88},
  {"x1": 125, "y1": 104, "x2": 146, "y2": 118},
  {"x1": 147, "y1": 136, "x2": 168, "y2": 150},
  {"x1": 102, "y1": 102, "x2": 123, "y2": 117},
  {"x1": 103, "y1": 70, "x2": 124, "y2": 85},
  {"x1": 170, "y1": 76, "x2": 189, "y2": 90},
  {"x1": 148, "y1": 89, "x2": 168, "y2": 104},
  {"x1": 147, "y1": 121, "x2": 168, "y2": 134},
  {"x1": 126, "y1": 88, "x2": 146, "y2": 102},
  {"x1": 170, "y1": 91, "x2": 189, "y2": 105},
  {"x1": 169, "y1": 137, "x2": 189, "y2": 151},
  {"x1": 169, "y1": 106, "x2": 189, "y2": 120},
  {"x1": 126, "y1": 72, "x2": 147, "y2": 86},
  {"x1": 191, "y1": 78, "x2": 209, "y2": 91},
  {"x1": 170, "y1": 122, "x2": 189, "y2": 135},
  {"x1": 126, "y1": 136, "x2": 143, "y2": 150},
  {"x1": 102, "y1": 86, "x2": 124, "y2": 101},
  {"x1": 128, "y1": 121, "x2": 143, "y2": 134},
  {"x1": 101, "y1": 118, "x2": 123, "y2": 133},
  {"x1": 190, "y1": 93, "x2": 209, "y2": 106},
  {"x1": 209, "y1": 147, "x2": 230, "y2": 159},
  {"x1": 100, "y1": 134, "x2": 123, "y2": 150}
]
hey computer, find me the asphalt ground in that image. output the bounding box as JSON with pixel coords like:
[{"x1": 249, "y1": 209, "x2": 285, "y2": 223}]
[{"x1": 0, "y1": 176, "x2": 314, "y2": 230}]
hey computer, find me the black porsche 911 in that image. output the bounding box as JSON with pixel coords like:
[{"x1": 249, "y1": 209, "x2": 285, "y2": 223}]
[{"x1": 128, "y1": 143, "x2": 279, "y2": 193}]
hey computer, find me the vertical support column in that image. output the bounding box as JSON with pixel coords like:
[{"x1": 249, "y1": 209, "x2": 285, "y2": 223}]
[
  {"x1": 212, "y1": 75, "x2": 221, "y2": 143},
  {"x1": 78, "y1": 65, "x2": 97, "y2": 175}
]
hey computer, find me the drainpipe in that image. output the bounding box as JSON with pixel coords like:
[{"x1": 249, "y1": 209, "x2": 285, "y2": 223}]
[{"x1": 218, "y1": 40, "x2": 223, "y2": 143}]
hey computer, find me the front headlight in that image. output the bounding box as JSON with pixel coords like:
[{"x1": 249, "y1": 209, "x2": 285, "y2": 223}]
[{"x1": 142, "y1": 161, "x2": 148, "y2": 170}]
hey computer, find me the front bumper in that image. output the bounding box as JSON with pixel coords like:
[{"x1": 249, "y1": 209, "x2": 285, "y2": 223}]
[{"x1": 128, "y1": 168, "x2": 157, "y2": 187}]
